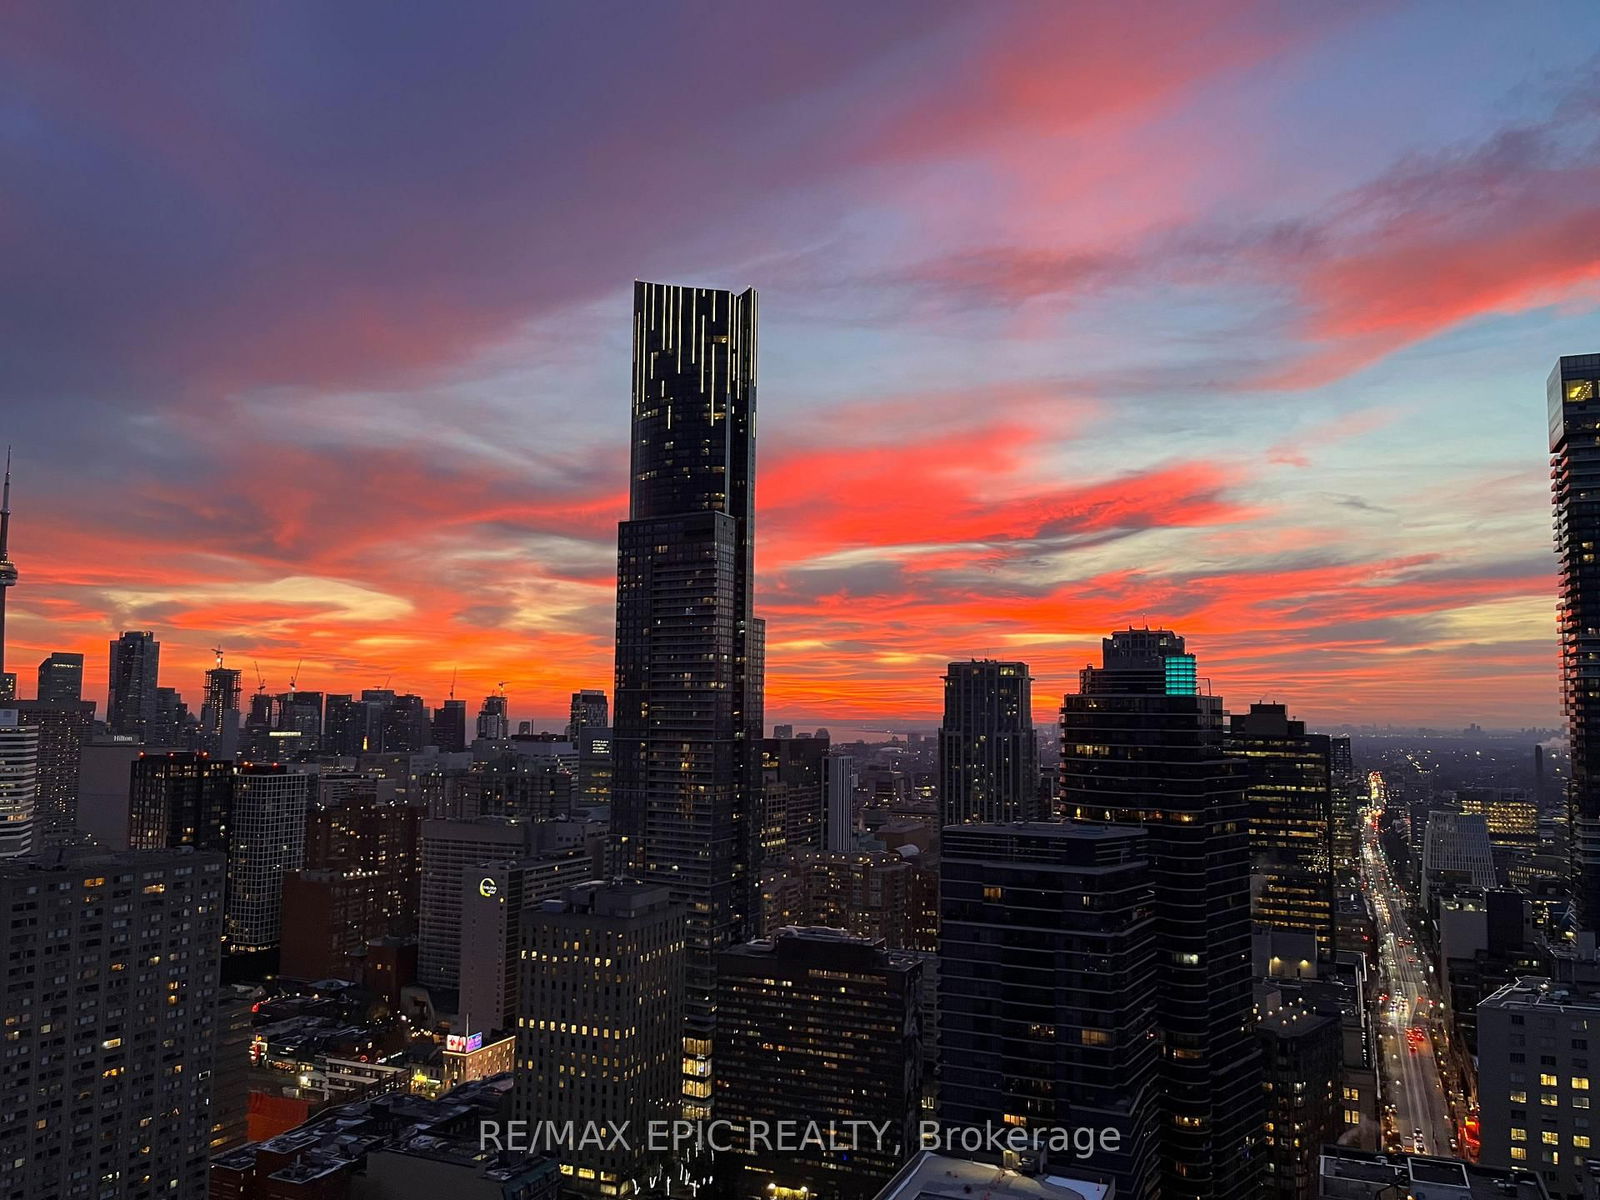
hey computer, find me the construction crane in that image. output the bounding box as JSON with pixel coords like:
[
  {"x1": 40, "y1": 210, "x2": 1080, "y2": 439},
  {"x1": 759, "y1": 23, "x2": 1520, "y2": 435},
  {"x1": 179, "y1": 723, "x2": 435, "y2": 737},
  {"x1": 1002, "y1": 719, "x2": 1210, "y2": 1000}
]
[
  {"x1": 211, "y1": 645, "x2": 225, "y2": 669},
  {"x1": 448, "y1": 667, "x2": 457, "y2": 702},
  {"x1": 252, "y1": 660, "x2": 266, "y2": 696},
  {"x1": 288, "y1": 658, "x2": 303, "y2": 693}
]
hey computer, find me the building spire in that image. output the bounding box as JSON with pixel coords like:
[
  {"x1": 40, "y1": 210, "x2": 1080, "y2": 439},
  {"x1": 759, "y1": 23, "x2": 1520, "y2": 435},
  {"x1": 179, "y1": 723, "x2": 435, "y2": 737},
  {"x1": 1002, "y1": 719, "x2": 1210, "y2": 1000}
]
[
  {"x1": 0, "y1": 446, "x2": 12, "y2": 560},
  {"x1": 0, "y1": 448, "x2": 16, "y2": 700}
]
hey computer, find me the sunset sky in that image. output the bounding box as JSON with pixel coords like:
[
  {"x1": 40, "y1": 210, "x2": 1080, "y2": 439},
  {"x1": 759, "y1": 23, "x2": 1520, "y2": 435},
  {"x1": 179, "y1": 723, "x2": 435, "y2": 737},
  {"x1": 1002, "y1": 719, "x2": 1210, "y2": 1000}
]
[{"x1": 3, "y1": 2, "x2": 1599, "y2": 730}]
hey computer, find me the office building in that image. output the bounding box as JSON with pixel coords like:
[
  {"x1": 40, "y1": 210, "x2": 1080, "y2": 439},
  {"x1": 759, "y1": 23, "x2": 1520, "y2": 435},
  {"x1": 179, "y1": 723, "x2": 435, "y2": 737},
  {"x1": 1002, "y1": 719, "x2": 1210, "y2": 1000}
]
[
  {"x1": 940, "y1": 822, "x2": 1162, "y2": 1199},
  {"x1": 225, "y1": 763, "x2": 311, "y2": 953},
  {"x1": 567, "y1": 689, "x2": 608, "y2": 741},
  {"x1": 432, "y1": 698, "x2": 467, "y2": 753},
  {"x1": 575, "y1": 726, "x2": 612, "y2": 809},
  {"x1": 129, "y1": 751, "x2": 233, "y2": 853},
  {"x1": 1329, "y1": 735, "x2": 1357, "y2": 884},
  {"x1": 0, "y1": 848, "x2": 226, "y2": 1200},
  {"x1": 0, "y1": 706, "x2": 37, "y2": 857},
  {"x1": 515, "y1": 881, "x2": 684, "y2": 1197},
  {"x1": 107, "y1": 630, "x2": 161, "y2": 740},
  {"x1": 716, "y1": 927, "x2": 922, "y2": 1200},
  {"x1": 939, "y1": 659, "x2": 1041, "y2": 827},
  {"x1": 458, "y1": 851, "x2": 599, "y2": 1033},
  {"x1": 1421, "y1": 810, "x2": 1497, "y2": 912},
  {"x1": 36, "y1": 651, "x2": 85, "y2": 705},
  {"x1": 16, "y1": 698, "x2": 95, "y2": 845},
  {"x1": 416, "y1": 817, "x2": 596, "y2": 991},
  {"x1": 1226, "y1": 703, "x2": 1335, "y2": 957},
  {"x1": 1061, "y1": 628, "x2": 1263, "y2": 1200},
  {"x1": 1479, "y1": 976, "x2": 1600, "y2": 1199},
  {"x1": 611, "y1": 281, "x2": 763, "y2": 1105},
  {"x1": 1552, "y1": 354, "x2": 1600, "y2": 932}
]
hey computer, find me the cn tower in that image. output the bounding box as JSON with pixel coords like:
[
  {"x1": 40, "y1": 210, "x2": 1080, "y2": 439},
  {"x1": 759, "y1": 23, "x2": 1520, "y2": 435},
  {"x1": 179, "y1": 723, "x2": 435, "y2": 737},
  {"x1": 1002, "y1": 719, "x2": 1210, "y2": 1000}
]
[{"x1": 0, "y1": 449, "x2": 15, "y2": 699}]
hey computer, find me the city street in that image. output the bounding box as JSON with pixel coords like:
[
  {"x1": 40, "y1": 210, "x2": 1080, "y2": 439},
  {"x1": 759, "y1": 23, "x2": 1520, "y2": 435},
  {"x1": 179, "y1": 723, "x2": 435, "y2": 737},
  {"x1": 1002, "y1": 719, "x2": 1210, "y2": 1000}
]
[{"x1": 1360, "y1": 777, "x2": 1459, "y2": 1157}]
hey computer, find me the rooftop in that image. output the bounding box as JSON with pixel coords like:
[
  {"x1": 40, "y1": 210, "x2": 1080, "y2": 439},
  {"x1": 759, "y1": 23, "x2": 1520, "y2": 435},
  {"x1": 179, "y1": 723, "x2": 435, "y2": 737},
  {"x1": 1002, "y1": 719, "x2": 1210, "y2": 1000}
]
[
  {"x1": 1482, "y1": 975, "x2": 1600, "y2": 1012},
  {"x1": 1318, "y1": 1147, "x2": 1548, "y2": 1199},
  {"x1": 873, "y1": 1151, "x2": 1110, "y2": 1200}
]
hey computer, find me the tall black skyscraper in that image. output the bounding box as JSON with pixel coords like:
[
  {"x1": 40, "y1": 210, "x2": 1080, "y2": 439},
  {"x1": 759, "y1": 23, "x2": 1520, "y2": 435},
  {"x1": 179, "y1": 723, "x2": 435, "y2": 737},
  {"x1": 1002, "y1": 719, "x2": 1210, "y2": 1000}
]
[
  {"x1": 1226, "y1": 703, "x2": 1335, "y2": 958},
  {"x1": 1552, "y1": 353, "x2": 1600, "y2": 934},
  {"x1": 940, "y1": 822, "x2": 1162, "y2": 1199},
  {"x1": 107, "y1": 629, "x2": 161, "y2": 739},
  {"x1": 36, "y1": 651, "x2": 84, "y2": 705},
  {"x1": 612, "y1": 280, "x2": 762, "y2": 1117},
  {"x1": 1061, "y1": 629, "x2": 1263, "y2": 1200},
  {"x1": 938, "y1": 659, "x2": 1042, "y2": 826}
]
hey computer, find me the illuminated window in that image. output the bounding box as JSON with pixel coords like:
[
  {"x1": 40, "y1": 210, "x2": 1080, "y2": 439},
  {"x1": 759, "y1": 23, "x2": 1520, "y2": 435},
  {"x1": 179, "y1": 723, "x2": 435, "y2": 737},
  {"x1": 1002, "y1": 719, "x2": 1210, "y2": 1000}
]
[
  {"x1": 1511, "y1": 1147, "x2": 1527, "y2": 1160},
  {"x1": 1542, "y1": 1131, "x2": 1560, "y2": 1145}
]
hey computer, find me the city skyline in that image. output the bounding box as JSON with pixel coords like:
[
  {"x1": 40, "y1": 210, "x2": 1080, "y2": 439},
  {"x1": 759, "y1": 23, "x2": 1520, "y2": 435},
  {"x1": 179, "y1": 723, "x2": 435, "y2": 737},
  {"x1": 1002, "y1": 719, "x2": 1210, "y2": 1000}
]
[{"x1": 5, "y1": 5, "x2": 1600, "y2": 729}]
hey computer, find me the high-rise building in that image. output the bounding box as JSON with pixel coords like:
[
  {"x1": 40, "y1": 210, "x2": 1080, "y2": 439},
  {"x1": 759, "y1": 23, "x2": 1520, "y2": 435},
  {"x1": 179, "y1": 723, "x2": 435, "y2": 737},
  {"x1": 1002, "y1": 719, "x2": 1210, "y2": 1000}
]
[
  {"x1": 36, "y1": 651, "x2": 85, "y2": 705},
  {"x1": 825, "y1": 750, "x2": 856, "y2": 852},
  {"x1": 940, "y1": 822, "x2": 1162, "y2": 1199},
  {"x1": 129, "y1": 751, "x2": 234, "y2": 853},
  {"x1": 515, "y1": 880, "x2": 684, "y2": 1197},
  {"x1": 0, "y1": 706, "x2": 38, "y2": 857},
  {"x1": 225, "y1": 763, "x2": 310, "y2": 953},
  {"x1": 611, "y1": 280, "x2": 763, "y2": 1107},
  {"x1": 567, "y1": 688, "x2": 608, "y2": 741},
  {"x1": 716, "y1": 927, "x2": 923, "y2": 1200},
  {"x1": 431, "y1": 697, "x2": 467, "y2": 752},
  {"x1": 1421, "y1": 809, "x2": 1497, "y2": 911},
  {"x1": 1255, "y1": 999, "x2": 1342, "y2": 1200},
  {"x1": 17, "y1": 698, "x2": 95, "y2": 845},
  {"x1": 1551, "y1": 353, "x2": 1600, "y2": 933},
  {"x1": 274, "y1": 687, "x2": 323, "y2": 754},
  {"x1": 107, "y1": 630, "x2": 161, "y2": 740},
  {"x1": 200, "y1": 655, "x2": 242, "y2": 759},
  {"x1": 758, "y1": 733, "x2": 826, "y2": 860},
  {"x1": 1479, "y1": 976, "x2": 1600, "y2": 1198},
  {"x1": 1226, "y1": 703, "x2": 1335, "y2": 957},
  {"x1": 1061, "y1": 629, "x2": 1264, "y2": 1200},
  {"x1": 0, "y1": 848, "x2": 226, "y2": 1200},
  {"x1": 149, "y1": 685, "x2": 193, "y2": 748},
  {"x1": 938, "y1": 660, "x2": 1041, "y2": 827},
  {"x1": 303, "y1": 783, "x2": 420, "y2": 934},
  {"x1": 476, "y1": 693, "x2": 509, "y2": 741},
  {"x1": 416, "y1": 817, "x2": 596, "y2": 990},
  {"x1": 1328, "y1": 734, "x2": 1357, "y2": 885},
  {"x1": 459, "y1": 850, "x2": 600, "y2": 1033}
]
